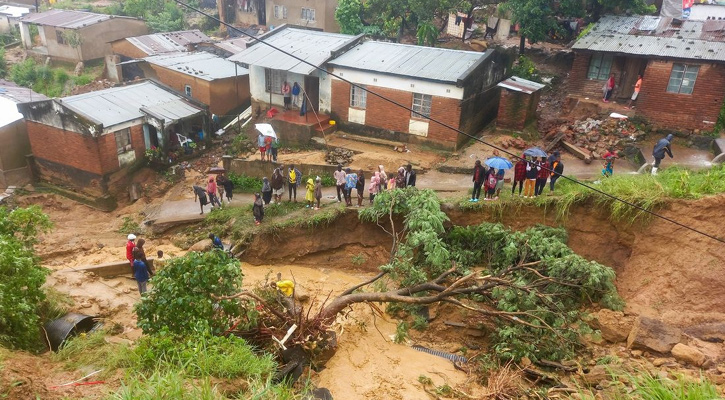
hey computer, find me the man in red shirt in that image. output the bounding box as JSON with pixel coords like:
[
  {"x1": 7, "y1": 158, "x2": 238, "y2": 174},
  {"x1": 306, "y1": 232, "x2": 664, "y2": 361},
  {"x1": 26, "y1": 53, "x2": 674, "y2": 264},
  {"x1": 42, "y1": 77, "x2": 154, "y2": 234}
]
[
  {"x1": 126, "y1": 234, "x2": 136, "y2": 268},
  {"x1": 535, "y1": 157, "x2": 549, "y2": 196},
  {"x1": 512, "y1": 155, "x2": 527, "y2": 197}
]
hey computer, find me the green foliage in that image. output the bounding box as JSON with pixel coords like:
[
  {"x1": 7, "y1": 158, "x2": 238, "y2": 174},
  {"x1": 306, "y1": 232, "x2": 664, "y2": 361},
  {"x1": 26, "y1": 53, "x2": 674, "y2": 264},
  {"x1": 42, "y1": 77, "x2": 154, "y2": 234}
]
[
  {"x1": 229, "y1": 173, "x2": 264, "y2": 193},
  {"x1": 394, "y1": 321, "x2": 409, "y2": 343},
  {"x1": 135, "y1": 251, "x2": 244, "y2": 336},
  {"x1": 608, "y1": 372, "x2": 720, "y2": 400},
  {"x1": 335, "y1": 0, "x2": 365, "y2": 34},
  {"x1": 708, "y1": 98, "x2": 725, "y2": 137},
  {"x1": 511, "y1": 56, "x2": 541, "y2": 82},
  {"x1": 109, "y1": 371, "x2": 226, "y2": 400},
  {"x1": 118, "y1": 216, "x2": 139, "y2": 234},
  {"x1": 146, "y1": 3, "x2": 185, "y2": 33},
  {"x1": 0, "y1": 206, "x2": 53, "y2": 350},
  {"x1": 9, "y1": 58, "x2": 94, "y2": 97},
  {"x1": 416, "y1": 21, "x2": 439, "y2": 47}
]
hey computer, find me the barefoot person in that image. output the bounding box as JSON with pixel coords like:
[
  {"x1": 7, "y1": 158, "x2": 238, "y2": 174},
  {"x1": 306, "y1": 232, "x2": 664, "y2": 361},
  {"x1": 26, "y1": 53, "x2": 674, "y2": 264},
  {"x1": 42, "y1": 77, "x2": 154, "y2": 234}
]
[{"x1": 314, "y1": 177, "x2": 323, "y2": 210}]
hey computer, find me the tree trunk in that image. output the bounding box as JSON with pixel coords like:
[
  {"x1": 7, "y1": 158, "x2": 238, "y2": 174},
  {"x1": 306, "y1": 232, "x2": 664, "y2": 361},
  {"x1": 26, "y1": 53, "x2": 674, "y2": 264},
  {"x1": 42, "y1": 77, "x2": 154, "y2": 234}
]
[{"x1": 519, "y1": 35, "x2": 526, "y2": 55}]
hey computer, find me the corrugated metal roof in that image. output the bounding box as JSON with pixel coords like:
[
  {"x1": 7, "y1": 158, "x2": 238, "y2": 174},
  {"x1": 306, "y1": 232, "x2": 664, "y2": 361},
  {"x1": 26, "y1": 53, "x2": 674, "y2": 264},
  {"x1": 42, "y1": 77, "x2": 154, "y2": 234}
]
[
  {"x1": 229, "y1": 27, "x2": 359, "y2": 75},
  {"x1": 214, "y1": 37, "x2": 253, "y2": 55},
  {"x1": 0, "y1": 5, "x2": 30, "y2": 18},
  {"x1": 0, "y1": 79, "x2": 49, "y2": 104},
  {"x1": 573, "y1": 15, "x2": 725, "y2": 62},
  {"x1": 328, "y1": 41, "x2": 489, "y2": 83},
  {"x1": 58, "y1": 81, "x2": 204, "y2": 130},
  {"x1": 497, "y1": 76, "x2": 546, "y2": 94},
  {"x1": 144, "y1": 52, "x2": 248, "y2": 81},
  {"x1": 125, "y1": 30, "x2": 213, "y2": 56},
  {"x1": 20, "y1": 9, "x2": 117, "y2": 29}
]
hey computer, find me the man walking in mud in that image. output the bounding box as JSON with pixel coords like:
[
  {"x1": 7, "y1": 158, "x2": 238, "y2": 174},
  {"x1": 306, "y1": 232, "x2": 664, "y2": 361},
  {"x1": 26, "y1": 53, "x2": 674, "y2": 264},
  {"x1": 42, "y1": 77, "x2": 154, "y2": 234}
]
[{"x1": 651, "y1": 134, "x2": 674, "y2": 175}]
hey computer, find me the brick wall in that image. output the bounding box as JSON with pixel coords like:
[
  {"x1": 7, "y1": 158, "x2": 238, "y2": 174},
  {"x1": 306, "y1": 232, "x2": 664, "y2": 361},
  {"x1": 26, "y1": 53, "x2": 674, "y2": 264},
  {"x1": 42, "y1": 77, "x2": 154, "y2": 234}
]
[
  {"x1": 97, "y1": 125, "x2": 145, "y2": 174},
  {"x1": 27, "y1": 120, "x2": 104, "y2": 175},
  {"x1": 428, "y1": 96, "x2": 461, "y2": 143},
  {"x1": 569, "y1": 52, "x2": 625, "y2": 99},
  {"x1": 330, "y1": 79, "x2": 350, "y2": 123},
  {"x1": 497, "y1": 89, "x2": 534, "y2": 130},
  {"x1": 110, "y1": 39, "x2": 148, "y2": 59},
  {"x1": 364, "y1": 86, "x2": 413, "y2": 133},
  {"x1": 637, "y1": 60, "x2": 725, "y2": 130}
]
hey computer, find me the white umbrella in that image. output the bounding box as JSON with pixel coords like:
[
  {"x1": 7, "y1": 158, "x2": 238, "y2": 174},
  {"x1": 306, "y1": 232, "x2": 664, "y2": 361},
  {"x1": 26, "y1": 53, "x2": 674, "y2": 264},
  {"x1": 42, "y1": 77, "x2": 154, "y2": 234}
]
[{"x1": 255, "y1": 123, "x2": 277, "y2": 139}]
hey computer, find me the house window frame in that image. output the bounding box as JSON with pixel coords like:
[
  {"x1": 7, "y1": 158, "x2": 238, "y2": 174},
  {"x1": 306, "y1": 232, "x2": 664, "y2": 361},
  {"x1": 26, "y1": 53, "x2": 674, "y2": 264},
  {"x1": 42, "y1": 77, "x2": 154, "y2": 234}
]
[
  {"x1": 274, "y1": 5, "x2": 287, "y2": 19},
  {"x1": 114, "y1": 128, "x2": 132, "y2": 155},
  {"x1": 411, "y1": 93, "x2": 432, "y2": 119},
  {"x1": 586, "y1": 53, "x2": 613, "y2": 80},
  {"x1": 301, "y1": 7, "x2": 316, "y2": 22},
  {"x1": 56, "y1": 29, "x2": 66, "y2": 45},
  {"x1": 184, "y1": 84, "x2": 192, "y2": 97},
  {"x1": 265, "y1": 68, "x2": 285, "y2": 94},
  {"x1": 666, "y1": 63, "x2": 699, "y2": 95},
  {"x1": 350, "y1": 84, "x2": 367, "y2": 109}
]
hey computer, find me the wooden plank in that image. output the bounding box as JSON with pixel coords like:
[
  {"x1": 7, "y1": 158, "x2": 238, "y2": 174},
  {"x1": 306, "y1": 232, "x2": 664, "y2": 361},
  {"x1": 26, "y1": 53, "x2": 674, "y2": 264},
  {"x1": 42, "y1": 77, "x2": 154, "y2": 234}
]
[{"x1": 561, "y1": 140, "x2": 592, "y2": 164}]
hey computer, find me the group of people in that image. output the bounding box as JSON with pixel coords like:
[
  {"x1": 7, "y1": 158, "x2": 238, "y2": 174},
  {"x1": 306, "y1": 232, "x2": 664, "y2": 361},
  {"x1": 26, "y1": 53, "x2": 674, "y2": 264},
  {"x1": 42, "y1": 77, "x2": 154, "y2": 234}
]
[
  {"x1": 602, "y1": 73, "x2": 643, "y2": 110},
  {"x1": 282, "y1": 81, "x2": 302, "y2": 111},
  {"x1": 193, "y1": 173, "x2": 235, "y2": 215},
  {"x1": 125, "y1": 234, "x2": 164, "y2": 295},
  {"x1": 334, "y1": 164, "x2": 417, "y2": 206},
  {"x1": 257, "y1": 132, "x2": 281, "y2": 162},
  {"x1": 471, "y1": 152, "x2": 564, "y2": 201}
]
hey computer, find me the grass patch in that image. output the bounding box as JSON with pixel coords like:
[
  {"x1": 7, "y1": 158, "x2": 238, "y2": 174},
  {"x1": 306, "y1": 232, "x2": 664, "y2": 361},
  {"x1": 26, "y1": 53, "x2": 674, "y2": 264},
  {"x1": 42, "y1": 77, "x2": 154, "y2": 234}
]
[
  {"x1": 38, "y1": 287, "x2": 74, "y2": 322},
  {"x1": 229, "y1": 173, "x2": 335, "y2": 194},
  {"x1": 52, "y1": 330, "x2": 132, "y2": 376},
  {"x1": 117, "y1": 216, "x2": 140, "y2": 234},
  {"x1": 626, "y1": 372, "x2": 720, "y2": 400},
  {"x1": 108, "y1": 371, "x2": 226, "y2": 400}
]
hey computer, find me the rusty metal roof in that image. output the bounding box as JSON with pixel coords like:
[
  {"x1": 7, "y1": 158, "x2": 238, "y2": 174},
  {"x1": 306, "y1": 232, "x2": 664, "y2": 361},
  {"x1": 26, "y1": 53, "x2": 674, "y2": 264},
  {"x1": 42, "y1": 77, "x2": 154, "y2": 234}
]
[
  {"x1": 573, "y1": 15, "x2": 725, "y2": 62},
  {"x1": 328, "y1": 41, "x2": 490, "y2": 84},
  {"x1": 497, "y1": 76, "x2": 546, "y2": 94},
  {"x1": 19, "y1": 9, "x2": 125, "y2": 29},
  {"x1": 125, "y1": 30, "x2": 213, "y2": 56},
  {"x1": 214, "y1": 37, "x2": 254, "y2": 55},
  {"x1": 144, "y1": 52, "x2": 248, "y2": 81},
  {"x1": 0, "y1": 79, "x2": 48, "y2": 104}
]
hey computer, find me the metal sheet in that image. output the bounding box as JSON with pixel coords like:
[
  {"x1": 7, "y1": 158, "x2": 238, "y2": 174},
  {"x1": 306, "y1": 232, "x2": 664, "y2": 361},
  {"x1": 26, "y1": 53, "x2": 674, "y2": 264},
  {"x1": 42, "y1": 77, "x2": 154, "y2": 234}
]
[
  {"x1": 0, "y1": 79, "x2": 48, "y2": 104},
  {"x1": 144, "y1": 52, "x2": 248, "y2": 81},
  {"x1": 20, "y1": 9, "x2": 114, "y2": 29},
  {"x1": 229, "y1": 27, "x2": 358, "y2": 74},
  {"x1": 125, "y1": 30, "x2": 213, "y2": 56},
  {"x1": 328, "y1": 41, "x2": 488, "y2": 83},
  {"x1": 497, "y1": 76, "x2": 546, "y2": 94},
  {"x1": 59, "y1": 81, "x2": 204, "y2": 130}
]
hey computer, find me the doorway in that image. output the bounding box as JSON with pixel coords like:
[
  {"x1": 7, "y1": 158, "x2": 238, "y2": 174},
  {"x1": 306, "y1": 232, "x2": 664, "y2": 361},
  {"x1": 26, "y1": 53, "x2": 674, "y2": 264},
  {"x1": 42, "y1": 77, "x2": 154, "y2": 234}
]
[
  {"x1": 304, "y1": 75, "x2": 319, "y2": 112},
  {"x1": 256, "y1": 0, "x2": 266, "y2": 25},
  {"x1": 618, "y1": 58, "x2": 646, "y2": 99}
]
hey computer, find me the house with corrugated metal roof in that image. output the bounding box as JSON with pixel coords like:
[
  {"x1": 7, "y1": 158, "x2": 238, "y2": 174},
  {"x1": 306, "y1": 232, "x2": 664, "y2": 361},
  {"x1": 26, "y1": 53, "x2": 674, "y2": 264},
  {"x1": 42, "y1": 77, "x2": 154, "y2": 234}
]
[
  {"x1": 17, "y1": 80, "x2": 208, "y2": 198},
  {"x1": 569, "y1": 14, "x2": 725, "y2": 131},
  {"x1": 18, "y1": 9, "x2": 147, "y2": 63},
  {"x1": 126, "y1": 51, "x2": 251, "y2": 116},
  {"x1": 110, "y1": 30, "x2": 214, "y2": 59},
  {"x1": 327, "y1": 41, "x2": 509, "y2": 149},
  {"x1": 0, "y1": 80, "x2": 48, "y2": 189}
]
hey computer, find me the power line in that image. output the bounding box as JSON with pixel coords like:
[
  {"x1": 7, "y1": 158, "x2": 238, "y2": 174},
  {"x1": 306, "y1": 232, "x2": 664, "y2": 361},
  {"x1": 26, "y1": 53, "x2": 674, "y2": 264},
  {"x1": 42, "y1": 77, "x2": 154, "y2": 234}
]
[{"x1": 171, "y1": 0, "x2": 725, "y2": 246}]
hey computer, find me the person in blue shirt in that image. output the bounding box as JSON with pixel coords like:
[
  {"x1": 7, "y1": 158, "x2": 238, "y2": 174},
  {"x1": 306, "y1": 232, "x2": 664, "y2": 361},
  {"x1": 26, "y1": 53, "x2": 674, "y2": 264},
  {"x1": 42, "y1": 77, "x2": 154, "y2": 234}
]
[
  {"x1": 132, "y1": 249, "x2": 149, "y2": 295},
  {"x1": 208, "y1": 233, "x2": 224, "y2": 250}
]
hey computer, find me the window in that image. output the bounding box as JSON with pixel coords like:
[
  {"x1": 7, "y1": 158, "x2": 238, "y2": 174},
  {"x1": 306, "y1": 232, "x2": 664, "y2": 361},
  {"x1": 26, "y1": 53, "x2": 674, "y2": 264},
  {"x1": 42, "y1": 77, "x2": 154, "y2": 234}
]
[
  {"x1": 587, "y1": 54, "x2": 613, "y2": 80},
  {"x1": 411, "y1": 93, "x2": 432, "y2": 119},
  {"x1": 265, "y1": 68, "x2": 285, "y2": 94},
  {"x1": 301, "y1": 7, "x2": 316, "y2": 22},
  {"x1": 666, "y1": 64, "x2": 699, "y2": 95},
  {"x1": 274, "y1": 5, "x2": 287, "y2": 19},
  {"x1": 114, "y1": 128, "x2": 132, "y2": 154},
  {"x1": 350, "y1": 85, "x2": 367, "y2": 108},
  {"x1": 184, "y1": 84, "x2": 192, "y2": 97},
  {"x1": 56, "y1": 30, "x2": 66, "y2": 45}
]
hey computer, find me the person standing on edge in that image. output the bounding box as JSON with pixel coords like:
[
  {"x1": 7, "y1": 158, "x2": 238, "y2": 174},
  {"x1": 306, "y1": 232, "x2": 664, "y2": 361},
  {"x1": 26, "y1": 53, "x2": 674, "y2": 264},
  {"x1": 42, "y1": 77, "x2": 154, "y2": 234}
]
[
  {"x1": 334, "y1": 164, "x2": 346, "y2": 203},
  {"x1": 535, "y1": 156, "x2": 549, "y2": 196},
  {"x1": 207, "y1": 176, "x2": 221, "y2": 208},
  {"x1": 271, "y1": 165, "x2": 285, "y2": 203},
  {"x1": 133, "y1": 248, "x2": 150, "y2": 295},
  {"x1": 369, "y1": 171, "x2": 380, "y2": 204},
  {"x1": 512, "y1": 155, "x2": 526, "y2": 197},
  {"x1": 126, "y1": 234, "x2": 136, "y2": 268},
  {"x1": 264, "y1": 135, "x2": 273, "y2": 162},
  {"x1": 627, "y1": 75, "x2": 642, "y2": 109},
  {"x1": 470, "y1": 160, "x2": 485, "y2": 202},
  {"x1": 356, "y1": 170, "x2": 365, "y2": 207},
  {"x1": 288, "y1": 164, "x2": 302, "y2": 202},
  {"x1": 524, "y1": 158, "x2": 538, "y2": 198},
  {"x1": 270, "y1": 136, "x2": 280, "y2": 162},
  {"x1": 405, "y1": 164, "x2": 416, "y2": 187},
  {"x1": 603, "y1": 73, "x2": 615, "y2": 103},
  {"x1": 193, "y1": 184, "x2": 208, "y2": 214},
  {"x1": 378, "y1": 165, "x2": 388, "y2": 192},
  {"x1": 257, "y1": 132, "x2": 266, "y2": 161},
  {"x1": 651, "y1": 134, "x2": 674, "y2": 175},
  {"x1": 549, "y1": 153, "x2": 564, "y2": 195},
  {"x1": 261, "y1": 177, "x2": 272, "y2": 205},
  {"x1": 314, "y1": 177, "x2": 323, "y2": 210},
  {"x1": 253, "y1": 193, "x2": 264, "y2": 225},
  {"x1": 344, "y1": 168, "x2": 358, "y2": 206},
  {"x1": 305, "y1": 178, "x2": 315, "y2": 208},
  {"x1": 216, "y1": 174, "x2": 227, "y2": 204},
  {"x1": 395, "y1": 167, "x2": 406, "y2": 189},
  {"x1": 494, "y1": 167, "x2": 505, "y2": 200},
  {"x1": 134, "y1": 238, "x2": 154, "y2": 276},
  {"x1": 282, "y1": 81, "x2": 292, "y2": 110},
  {"x1": 292, "y1": 82, "x2": 301, "y2": 108},
  {"x1": 484, "y1": 168, "x2": 497, "y2": 201}
]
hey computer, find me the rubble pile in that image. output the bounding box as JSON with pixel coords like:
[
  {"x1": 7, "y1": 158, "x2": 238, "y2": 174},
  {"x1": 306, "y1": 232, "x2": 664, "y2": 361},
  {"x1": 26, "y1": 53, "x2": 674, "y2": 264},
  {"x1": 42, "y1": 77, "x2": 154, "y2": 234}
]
[
  {"x1": 325, "y1": 147, "x2": 354, "y2": 165},
  {"x1": 546, "y1": 117, "x2": 647, "y2": 159},
  {"x1": 499, "y1": 137, "x2": 528, "y2": 150},
  {"x1": 70, "y1": 79, "x2": 115, "y2": 95}
]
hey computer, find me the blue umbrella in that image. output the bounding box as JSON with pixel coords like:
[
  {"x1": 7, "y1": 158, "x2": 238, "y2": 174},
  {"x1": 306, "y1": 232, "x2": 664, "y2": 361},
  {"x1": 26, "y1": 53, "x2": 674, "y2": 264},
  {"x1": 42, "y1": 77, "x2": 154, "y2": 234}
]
[
  {"x1": 523, "y1": 147, "x2": 548, "y2": 158},
  {"x1": 485, "y1": 156, "x2": 514, "y2": 170}
]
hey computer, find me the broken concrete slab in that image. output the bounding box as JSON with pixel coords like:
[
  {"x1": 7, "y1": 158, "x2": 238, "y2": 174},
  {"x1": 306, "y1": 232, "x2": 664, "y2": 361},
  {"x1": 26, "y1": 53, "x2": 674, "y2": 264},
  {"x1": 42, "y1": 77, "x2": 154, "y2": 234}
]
[
  {"x1": 627, "y1": 316, "x2": 683, "y2": 354},
  {"x1": 561, "y1": 141, "x2": 592, "y2": 164},
  {"x1": 149, "y1": 213, "x2": 206, "y2": 234}
]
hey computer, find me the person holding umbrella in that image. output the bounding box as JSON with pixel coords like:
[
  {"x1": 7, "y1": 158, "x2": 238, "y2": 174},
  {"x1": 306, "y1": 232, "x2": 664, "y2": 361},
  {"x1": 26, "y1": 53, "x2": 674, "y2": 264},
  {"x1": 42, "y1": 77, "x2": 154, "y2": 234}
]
[
  {"x1": 484, "y1": 156, "x2": 513, "y2": 200},
  {"x1": 256, "y1": 124, "x2": 277, "y2": 163},
  {"x1": 257, "y1": 131, "x2": 266, "y2": 161}
]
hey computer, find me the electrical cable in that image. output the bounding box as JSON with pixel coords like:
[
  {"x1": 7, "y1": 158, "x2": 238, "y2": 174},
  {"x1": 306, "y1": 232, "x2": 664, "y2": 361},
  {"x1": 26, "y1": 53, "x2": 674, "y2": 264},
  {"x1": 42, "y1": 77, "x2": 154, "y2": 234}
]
[{"x1": 171, "y1": 0, "x2": 725, "y2": 245}]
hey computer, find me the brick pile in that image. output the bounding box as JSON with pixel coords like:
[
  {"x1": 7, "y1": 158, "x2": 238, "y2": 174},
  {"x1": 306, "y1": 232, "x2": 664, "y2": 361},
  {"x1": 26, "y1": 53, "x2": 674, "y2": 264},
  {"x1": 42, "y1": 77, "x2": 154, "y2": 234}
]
[{"x1": 545, "y1": 117, "x2": 646, "y2": 159}]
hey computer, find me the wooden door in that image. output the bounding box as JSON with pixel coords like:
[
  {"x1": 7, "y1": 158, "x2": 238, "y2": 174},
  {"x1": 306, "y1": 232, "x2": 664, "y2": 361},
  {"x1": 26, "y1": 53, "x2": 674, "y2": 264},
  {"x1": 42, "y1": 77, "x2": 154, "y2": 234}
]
[
  {"x1": 304, "y1": 75, "x2": 320, "y2": 112},
  {"x1": 618, "y1": 58, "x2": 646, "y2": 99}
]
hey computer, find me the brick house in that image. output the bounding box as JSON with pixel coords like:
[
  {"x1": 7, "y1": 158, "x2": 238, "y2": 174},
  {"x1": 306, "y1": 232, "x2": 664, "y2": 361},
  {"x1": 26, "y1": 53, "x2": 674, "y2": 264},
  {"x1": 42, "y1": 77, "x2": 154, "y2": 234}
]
[
  {"x1": 110, "y1": 30, "x2": 214, "y2": 59},
  {"x1": 229, "y1": 25, "x2": 361, "y2": 114},
  {"x1": 570, "y1": 15, "x2": 725, "y2": 131},
  {"x1": 17, "y1": 81, "x2": 208, "y2": 198},
  {"x1": 19, "y1": 10, "x2": 148, "y2": 63},
  {"x1": 223, "y1": 0, "x2": 340, "y2": 32},
  {"x1": 496, "y1": 76, "x2": 546, "y2": 131},
  {"x1": 327, "y1": 41, "x2": 509, "y2": 149},
  {"x1": 133, "y1": 51, "x2": 250, "y2": 116}
]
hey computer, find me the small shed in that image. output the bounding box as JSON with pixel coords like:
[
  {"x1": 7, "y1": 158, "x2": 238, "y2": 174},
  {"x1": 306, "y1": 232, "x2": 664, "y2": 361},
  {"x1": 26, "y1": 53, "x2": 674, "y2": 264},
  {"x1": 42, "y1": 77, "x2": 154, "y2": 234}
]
[{"x1": 496, "y1": 76, "x2": 545, "y2": 131}]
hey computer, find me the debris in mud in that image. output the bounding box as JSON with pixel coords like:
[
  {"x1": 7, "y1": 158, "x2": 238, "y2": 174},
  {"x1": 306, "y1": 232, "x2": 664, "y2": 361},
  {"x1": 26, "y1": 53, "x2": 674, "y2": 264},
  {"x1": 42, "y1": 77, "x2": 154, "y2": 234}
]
[
  {"x1": 499, "y1": 137, "x2": 528, "y2": 150},
  {"x1": 325, "y1": 147, "x2": 354, "y2": 165},
  {"x1": 545, "y1": 117, "x2": 647, "y2": 159}
]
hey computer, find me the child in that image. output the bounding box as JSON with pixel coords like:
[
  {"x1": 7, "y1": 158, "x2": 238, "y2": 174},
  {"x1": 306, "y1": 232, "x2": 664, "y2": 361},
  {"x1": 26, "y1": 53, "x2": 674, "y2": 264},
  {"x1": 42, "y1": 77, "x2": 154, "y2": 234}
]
[
  {"x1": 484, "y1": 168, "x2": 498, "y2": 201},
  {"x1": 387, "y1": 176, "x2": 396, "y2": 191},
  {"x1": 369, "y1": 172, "x2": 379, "y2": 204},
  {"x1": 253, "y1": 193, "x2": 264, "y2": 225},
  {"x1": 305, "y1": 178, "x2": 315, "y2": 208},
  {"x1": 261, "y1": 177, "x2": 272, "y2": 205},
  {"x1": 132, "y1": 248, "x2": 149, "y2": 295},
  {"x1": 314, "y1": 177, "x2": 323, "y2": 210},
  {"x1": 155, "y1": 250, "x2": 166, "y2": 270}
]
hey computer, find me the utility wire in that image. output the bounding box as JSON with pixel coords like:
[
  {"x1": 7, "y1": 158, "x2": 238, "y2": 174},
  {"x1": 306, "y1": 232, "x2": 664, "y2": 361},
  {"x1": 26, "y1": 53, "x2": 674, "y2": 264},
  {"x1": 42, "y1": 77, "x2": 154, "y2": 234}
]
[{"x1": 171, "y1": 0, "x2": 725, "y2": 246}]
